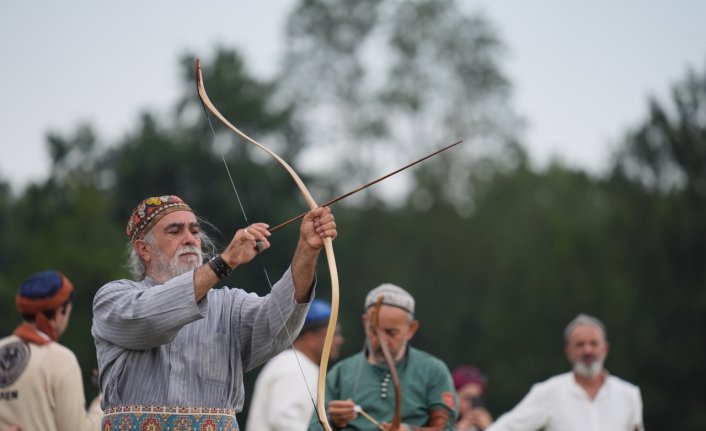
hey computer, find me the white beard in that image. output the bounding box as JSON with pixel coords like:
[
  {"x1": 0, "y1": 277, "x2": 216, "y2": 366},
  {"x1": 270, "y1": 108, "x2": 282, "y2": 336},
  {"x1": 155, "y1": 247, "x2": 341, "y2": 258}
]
[
  {"x1": 573, "y1": 357, "x2": 605, "y2": 378},
  {"x1": 366, "y1": 337, "x2": 408, "y2": 365},
  {"x1": 152, "y1": 245, "x2": 202, "y2": 282}
]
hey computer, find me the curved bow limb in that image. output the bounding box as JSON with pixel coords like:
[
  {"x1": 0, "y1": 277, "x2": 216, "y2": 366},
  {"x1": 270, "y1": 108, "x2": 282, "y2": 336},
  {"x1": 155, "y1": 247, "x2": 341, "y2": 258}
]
[
  {"x1": 370, "y1": 295, "x2": 402, "y2": 430},
  {"x1": 195, "y1": 58, "x2": 339, "y2": 431}
]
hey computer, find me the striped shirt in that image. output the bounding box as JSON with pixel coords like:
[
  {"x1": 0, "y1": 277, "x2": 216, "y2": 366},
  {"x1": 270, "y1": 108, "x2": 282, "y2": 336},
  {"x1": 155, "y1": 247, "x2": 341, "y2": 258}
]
[{"x1": 91, "y1": 267, "x2": 311, "y2": 412}]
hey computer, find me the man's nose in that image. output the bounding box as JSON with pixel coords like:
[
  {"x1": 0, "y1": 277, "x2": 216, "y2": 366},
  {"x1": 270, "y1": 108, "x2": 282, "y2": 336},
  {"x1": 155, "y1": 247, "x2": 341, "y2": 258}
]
[
  {"x1": 183, "y1": 230, "x2": 198, "y2": 245},
  {"x1": 383, "y1": 334, "x2": 396, "y2": 346}
]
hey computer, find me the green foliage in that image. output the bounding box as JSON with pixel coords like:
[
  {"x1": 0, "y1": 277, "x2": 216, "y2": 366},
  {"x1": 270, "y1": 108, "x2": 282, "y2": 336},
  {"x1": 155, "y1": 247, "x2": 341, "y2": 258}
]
[
  {"x1": 607, "y1": 64, "x2": 706, "y2": 429},
  {"x1": 0, "y1": 179, "x2": 17, "y2": 331}
]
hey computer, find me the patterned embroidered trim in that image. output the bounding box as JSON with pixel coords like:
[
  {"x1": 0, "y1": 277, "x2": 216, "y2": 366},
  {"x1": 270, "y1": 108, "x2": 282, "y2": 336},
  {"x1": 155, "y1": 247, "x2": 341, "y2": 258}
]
[
  {"x1": 102, "y1": 405, "x2": 238, "y2": 431},
  {"x1": 103, "y1": 405, "x2": 237, "y2": 415}
]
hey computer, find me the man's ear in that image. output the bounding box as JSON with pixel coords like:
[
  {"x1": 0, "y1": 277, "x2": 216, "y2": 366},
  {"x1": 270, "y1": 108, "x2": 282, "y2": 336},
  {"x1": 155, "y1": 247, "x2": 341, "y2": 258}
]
[
  {"x1": 48, "y1": 309, "x2": 59, "y2": 324},
  {"x1": 406, "y1": 319, "x2": 420, "y2": 340},
  {"x1": 49, "y1": 306, "x2": 65, "y2": 324},
  {"x1": 134, "y1": 239, "x2": 151, "y2": 262}
]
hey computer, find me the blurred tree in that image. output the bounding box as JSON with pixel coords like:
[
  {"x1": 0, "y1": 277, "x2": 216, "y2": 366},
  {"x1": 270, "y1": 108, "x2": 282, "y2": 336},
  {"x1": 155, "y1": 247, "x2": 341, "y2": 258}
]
[
  {"x1": 0, "y1": 177, "x2": 16, "y2": 334},
  {"x1": 276, "y1": 0, "x2": 523, "y2": 212},
  {"x1": 441, "y1": 164, "x2": 635, "y2": 414},
  {"x1": 609, "y1": 64, "x2": 706, "y2": 429},
  {"x1": 0, "y1": 124, "x2": 122, "y2": 402},
  {"x1": 615, "y1": 66, "x2": 706, "y2": 196},
  {"x1": 95, "y1": 49, "x2": 314, "y2": 297}
]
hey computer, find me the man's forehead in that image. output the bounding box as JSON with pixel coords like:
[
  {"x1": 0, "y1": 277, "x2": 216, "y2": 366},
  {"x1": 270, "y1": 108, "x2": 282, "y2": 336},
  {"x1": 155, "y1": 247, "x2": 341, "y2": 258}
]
[
  {"x1": 155, "y1": 210, "x2": 198, "y2": 226},
  {"x1": 368, "y1": 304, "x2": 411, "y2": 322},
  {"x1": 569, "y1": 323, "x2": 604, "y2": 340}
]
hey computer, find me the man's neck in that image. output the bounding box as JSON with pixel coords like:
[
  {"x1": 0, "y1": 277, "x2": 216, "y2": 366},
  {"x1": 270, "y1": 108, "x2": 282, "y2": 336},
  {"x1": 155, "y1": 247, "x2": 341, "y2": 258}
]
[
  {"x1": 27, "y1": 322, "x2": 53, "y2": 339},
  {"x1": 293, "y1": 341, "x2": 320, "y2": 365},
  {"x1": 573, "y1": 371, "x2": 606, "y2": 400},
  {"x1": 145, "y1": 272, "x2": 168, "y2": 285},
  {"x1": 14, "y1": 321, "x2": 54, "y2": 344}
]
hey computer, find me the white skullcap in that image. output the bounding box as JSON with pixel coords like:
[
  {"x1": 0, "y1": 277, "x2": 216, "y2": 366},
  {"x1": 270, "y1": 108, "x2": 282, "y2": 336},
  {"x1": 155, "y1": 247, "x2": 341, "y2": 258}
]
[{"x1": 364, "y1": 283, "x2": 415, "y2": 315}]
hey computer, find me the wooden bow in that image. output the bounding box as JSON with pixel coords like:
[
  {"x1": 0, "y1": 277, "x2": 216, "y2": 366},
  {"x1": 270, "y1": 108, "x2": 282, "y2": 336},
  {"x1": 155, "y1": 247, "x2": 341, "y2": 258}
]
[
  {"x1": 195, "y1": 58, "x2": 339, "y2": 431},
  {"x1": 370, "y1": 295, "x2": 403, "y2": 430}
]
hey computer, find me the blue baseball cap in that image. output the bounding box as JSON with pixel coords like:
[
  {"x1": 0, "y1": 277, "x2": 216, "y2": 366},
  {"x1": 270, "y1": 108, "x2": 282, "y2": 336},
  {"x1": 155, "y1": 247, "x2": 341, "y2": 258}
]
[{"x1": 303, "y1": 299, "x2": 332, "y2": 331}]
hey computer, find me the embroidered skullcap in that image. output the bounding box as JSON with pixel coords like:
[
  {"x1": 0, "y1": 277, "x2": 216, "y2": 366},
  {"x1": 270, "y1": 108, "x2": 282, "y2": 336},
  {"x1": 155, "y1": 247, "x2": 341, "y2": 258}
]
[
  {"x1": 364, "y1": 283, "x2": 415, "y2": 315},
  {"x1": 16, "y1": 270, "x2": 74, "y2": 315},
  {"x1": 302, "y1": 299, "x2": 332, "y2": 332},
  {"x1": 126, "y1": 195, "x2": 193, "y2": 242},
  {"x1": 452, "y1": 365, "x2": 487, "y2": 393}
]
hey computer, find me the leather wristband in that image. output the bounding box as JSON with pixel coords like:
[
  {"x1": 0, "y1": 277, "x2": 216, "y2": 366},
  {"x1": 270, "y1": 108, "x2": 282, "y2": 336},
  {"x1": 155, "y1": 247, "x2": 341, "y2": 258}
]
[{"x1": 208, "y1": 254, "x2": 233, "y2": 279}]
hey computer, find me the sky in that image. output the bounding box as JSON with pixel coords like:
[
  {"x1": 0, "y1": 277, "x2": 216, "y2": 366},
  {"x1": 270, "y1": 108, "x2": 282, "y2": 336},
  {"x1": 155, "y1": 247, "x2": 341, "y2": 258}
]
[{"x1": 2, "y1": 1, "x2": 705, "y2": 193}]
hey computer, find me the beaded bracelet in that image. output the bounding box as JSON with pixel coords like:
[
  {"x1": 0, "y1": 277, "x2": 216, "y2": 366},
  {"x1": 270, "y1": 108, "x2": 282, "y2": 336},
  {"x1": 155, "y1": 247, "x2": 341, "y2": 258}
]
[{"x1": 208, "y1": 254, "x2": 233, "y2": 279}]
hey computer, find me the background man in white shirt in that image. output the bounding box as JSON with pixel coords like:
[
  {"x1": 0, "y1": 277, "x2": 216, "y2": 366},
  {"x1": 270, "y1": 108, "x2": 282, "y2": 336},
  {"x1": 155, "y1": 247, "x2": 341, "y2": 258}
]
[
  {"x1": 487, "y1": 313, "x2": 644, "y2": 431},
  {"x1": 246, "y1": 299, "x2": 344, "y2": 431}
]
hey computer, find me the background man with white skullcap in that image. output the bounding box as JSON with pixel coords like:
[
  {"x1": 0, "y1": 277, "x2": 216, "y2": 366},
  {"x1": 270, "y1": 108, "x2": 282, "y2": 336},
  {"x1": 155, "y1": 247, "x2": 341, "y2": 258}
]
[{"x1": 309, "y1": 283, "x2": 458, "y2": 430}]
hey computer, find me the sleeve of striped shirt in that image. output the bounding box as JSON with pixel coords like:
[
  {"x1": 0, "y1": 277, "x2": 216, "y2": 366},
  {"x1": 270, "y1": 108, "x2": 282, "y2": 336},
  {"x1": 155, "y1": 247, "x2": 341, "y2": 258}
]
[
  {"x1": 92, "y1": 271, "x2": 207, "y2": 350},
  {"x1": 237, "y1": 267, "x2": 315, "y2": 372}
]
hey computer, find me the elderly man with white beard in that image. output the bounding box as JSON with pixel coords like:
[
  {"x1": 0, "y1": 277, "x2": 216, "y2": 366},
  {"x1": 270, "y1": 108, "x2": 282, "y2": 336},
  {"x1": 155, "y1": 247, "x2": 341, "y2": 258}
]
[
  {"x1": 486, "y1": 313, "x2": 644, "y2": 431},
  {"x1": 91, "y1": 195, "x2": 337, "y2": 430}
]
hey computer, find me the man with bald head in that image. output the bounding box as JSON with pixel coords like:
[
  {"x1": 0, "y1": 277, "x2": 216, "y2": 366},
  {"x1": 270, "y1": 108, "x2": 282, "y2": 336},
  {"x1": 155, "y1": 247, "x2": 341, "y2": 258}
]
[
  {"x1": 92, "y1": 195, "x2": 337, "y2": 430},
  {"x1": 486, "y1": 313, "x2": 644, "y2": 431}
]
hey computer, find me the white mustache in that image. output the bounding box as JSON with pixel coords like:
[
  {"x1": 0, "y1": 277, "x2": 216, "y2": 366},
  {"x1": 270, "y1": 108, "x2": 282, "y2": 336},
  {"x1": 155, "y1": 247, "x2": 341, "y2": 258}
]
[{"x1": 177, "y1": 246, "x2": 201, "y2": 259}]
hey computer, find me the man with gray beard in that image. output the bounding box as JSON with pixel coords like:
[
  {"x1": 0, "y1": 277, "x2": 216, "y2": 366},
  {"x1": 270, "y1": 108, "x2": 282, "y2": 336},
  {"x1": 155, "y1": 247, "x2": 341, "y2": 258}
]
[
  {"x1": 91, "y1": 195, "x2": 337, "y2": 430},
  {"x1": 309, "y1": 283, "x2": 458, "y2": 431},
  {"x1": 486, "y1": 313, "x2": 644, "y2": 431}
]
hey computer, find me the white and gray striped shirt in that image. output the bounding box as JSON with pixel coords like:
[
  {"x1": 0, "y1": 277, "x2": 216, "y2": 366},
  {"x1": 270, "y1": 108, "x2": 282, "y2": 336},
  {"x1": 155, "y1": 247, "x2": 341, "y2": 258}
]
[{"x1": 91, "y1": 267, "x2": 312, "y2": 412}]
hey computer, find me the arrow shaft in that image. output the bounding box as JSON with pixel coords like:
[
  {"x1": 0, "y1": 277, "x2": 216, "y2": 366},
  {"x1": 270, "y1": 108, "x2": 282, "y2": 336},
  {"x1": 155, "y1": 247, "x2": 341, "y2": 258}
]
[{"x1": 269, "y1": 139, "x2": 463, "y2": 233}]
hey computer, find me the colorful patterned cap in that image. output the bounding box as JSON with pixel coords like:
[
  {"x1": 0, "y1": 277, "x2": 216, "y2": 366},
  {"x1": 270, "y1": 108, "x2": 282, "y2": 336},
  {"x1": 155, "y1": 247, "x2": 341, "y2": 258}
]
[
  {"x1": 126, "y1": 195, "x2": 193, "y2": 242},
  {"x1": 364, "y1": 283, "x2": 415, "y2": 315}
]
